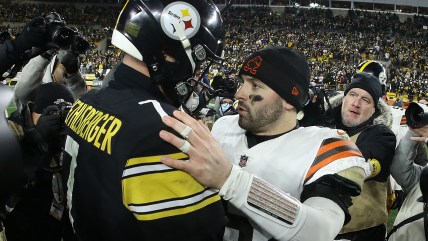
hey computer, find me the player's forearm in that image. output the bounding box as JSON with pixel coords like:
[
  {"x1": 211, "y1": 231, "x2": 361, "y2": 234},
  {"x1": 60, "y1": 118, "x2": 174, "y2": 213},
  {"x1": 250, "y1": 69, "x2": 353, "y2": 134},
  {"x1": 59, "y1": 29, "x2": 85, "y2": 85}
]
[{"x1": 220, "y1": 165, "x2": 344, "y2": 240}]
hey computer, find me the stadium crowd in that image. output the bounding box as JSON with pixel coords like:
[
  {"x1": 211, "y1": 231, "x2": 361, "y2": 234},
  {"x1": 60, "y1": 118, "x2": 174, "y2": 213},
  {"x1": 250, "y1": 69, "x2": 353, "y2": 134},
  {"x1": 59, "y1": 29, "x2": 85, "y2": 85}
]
[
  {"x1": 2, "y1": 1, "x2": 428, "y2": 241},
  {"x1": 1, "y1": 3, "x2": 428, "y2": 101}
]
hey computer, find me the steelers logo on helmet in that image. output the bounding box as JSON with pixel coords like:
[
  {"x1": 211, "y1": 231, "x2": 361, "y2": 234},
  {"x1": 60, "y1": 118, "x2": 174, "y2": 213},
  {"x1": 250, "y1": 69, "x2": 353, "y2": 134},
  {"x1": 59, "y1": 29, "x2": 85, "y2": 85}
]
[
  {"x1": 378, "y1": 71, "x2": 387, "y2": 86},
  {"x1": 111, "y1": 0, "x2": 225, "y2": 114},
  {"x1": 160, "y1": 1, "x2": 201, "y2": 41}
]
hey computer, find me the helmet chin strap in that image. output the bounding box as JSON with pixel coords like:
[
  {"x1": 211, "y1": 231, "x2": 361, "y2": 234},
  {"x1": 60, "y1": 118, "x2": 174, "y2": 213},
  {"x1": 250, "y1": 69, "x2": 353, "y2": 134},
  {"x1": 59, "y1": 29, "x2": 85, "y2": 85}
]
[
  {"x1": 169, "y1": 20, "x2": 205, "y2": 116},
  {"x1": 171, "y1": 21, "x2": 196, "y2": 73},
  {"x1": 183, "y1": 91, "x2": 200, "y2": 112},
  {"x1": 154, "y1": 20, "x2": 210, "y2": 116}
]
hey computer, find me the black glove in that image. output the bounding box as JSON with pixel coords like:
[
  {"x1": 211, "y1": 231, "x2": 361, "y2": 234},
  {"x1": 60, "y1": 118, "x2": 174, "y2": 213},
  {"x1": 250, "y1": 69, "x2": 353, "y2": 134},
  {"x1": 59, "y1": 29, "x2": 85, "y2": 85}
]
[
  {"x1": 58, "y1": 50, "x2": 80, "y2": 74},
  {"x1": 40, "y1": 48, "x2": 58, "y2": 61},
  {"x1": 35, "y1": 105, "x2": 62, "y2": 142},
  {"x1": 13, "y1": 17, "x2": 48, "y2": 53}
]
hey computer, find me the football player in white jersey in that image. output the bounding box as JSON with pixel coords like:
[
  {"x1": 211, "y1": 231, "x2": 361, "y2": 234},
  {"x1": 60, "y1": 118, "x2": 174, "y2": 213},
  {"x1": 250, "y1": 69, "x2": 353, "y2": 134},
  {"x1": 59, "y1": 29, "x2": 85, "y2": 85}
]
[{"x1": 160, "y1": 47, "x2": 369, "y2": 241}]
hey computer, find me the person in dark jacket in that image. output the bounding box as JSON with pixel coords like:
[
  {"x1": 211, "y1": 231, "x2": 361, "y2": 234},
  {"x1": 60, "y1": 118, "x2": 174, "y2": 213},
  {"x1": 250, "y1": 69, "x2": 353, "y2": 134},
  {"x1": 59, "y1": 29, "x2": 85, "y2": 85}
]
[
  {"x1": 322, "y1": 72, "x2": 397, "y2": 241},
  {"x1": 4, "y1": 82, "x2": 76, "y2": 241},
  {"x1": 63, "y1": 1, "x2": 227, "y2": 241}
]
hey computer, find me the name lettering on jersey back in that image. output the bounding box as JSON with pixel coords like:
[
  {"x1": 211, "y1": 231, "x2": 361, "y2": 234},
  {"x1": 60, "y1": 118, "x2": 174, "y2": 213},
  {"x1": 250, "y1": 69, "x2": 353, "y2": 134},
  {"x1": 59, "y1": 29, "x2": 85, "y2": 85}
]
[{"x1": 64, "y1": 100, "x2": 122, "y2": 155}]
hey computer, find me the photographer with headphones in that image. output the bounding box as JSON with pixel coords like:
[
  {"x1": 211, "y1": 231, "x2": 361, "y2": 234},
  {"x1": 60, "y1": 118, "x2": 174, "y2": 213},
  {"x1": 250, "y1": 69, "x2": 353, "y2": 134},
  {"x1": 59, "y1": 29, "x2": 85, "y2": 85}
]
[{"x1": 3, "y1": 83, "x2": 75, "y2": 241}]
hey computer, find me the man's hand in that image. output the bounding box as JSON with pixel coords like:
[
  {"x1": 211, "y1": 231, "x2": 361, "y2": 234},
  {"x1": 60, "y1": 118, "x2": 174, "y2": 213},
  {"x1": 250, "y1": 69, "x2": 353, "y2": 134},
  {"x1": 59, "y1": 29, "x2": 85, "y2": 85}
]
[
  {"x1": 40, "y1": 48, "x2": 58, "y2": 61},
  {"x1": 159, "y1": 110, "x2": 233, "y2": 189},
  {"x1": 58, "y1": 49, "x2": 80, "y2": 74},
  {"x1": 35, "y1": 105, "x2": 61, "y2": 142},
  {"x1": 13, "y1": 17, "x2": 48, "y2": 53},
  {"x1": 419, "y1": 99, "x2": 428, "y2": 105},
  {"x1": 409, "y1": 125, "x2": 428, "y2": 143}
]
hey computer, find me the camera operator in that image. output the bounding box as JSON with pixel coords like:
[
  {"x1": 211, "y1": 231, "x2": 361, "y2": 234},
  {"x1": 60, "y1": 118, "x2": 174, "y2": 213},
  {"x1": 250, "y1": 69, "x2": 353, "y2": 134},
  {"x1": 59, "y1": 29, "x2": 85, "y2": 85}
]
[
  {"x1": 3, "y1": 82, "x2": 75, "y2": 241},
  {"x1": 210, "y1": 74, "x2": 240, "y2": 118},
  {"x1": 13, "y1": 12, "x2": 89, "y2": 112},
  {"x1": 387, "y1": 106, "x2": 428, "y2": 240},
  {"x1": 14, "y1": 48, "x2": 87, "y2": 111},
  {"x1": 299, "y1": 82, "x2": 331, "y2": 127}
]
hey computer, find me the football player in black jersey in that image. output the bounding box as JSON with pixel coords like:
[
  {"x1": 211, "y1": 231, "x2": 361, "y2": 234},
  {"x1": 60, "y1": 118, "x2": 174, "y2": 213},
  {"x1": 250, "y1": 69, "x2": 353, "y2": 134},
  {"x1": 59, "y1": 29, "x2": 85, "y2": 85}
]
[{"x1": 63, "y1": 1, "x2": 227, "y2": 241}]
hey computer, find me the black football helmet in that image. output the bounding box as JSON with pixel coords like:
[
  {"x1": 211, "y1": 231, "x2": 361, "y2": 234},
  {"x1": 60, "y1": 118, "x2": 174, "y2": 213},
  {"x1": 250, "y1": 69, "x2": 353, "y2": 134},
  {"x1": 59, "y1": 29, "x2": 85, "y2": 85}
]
[
  {"x1": 112, "y1": 0, "x2": 225, "y2": 107},
  {"x1": 356, "y1": 60, "x2": 387, "y2": 94}
]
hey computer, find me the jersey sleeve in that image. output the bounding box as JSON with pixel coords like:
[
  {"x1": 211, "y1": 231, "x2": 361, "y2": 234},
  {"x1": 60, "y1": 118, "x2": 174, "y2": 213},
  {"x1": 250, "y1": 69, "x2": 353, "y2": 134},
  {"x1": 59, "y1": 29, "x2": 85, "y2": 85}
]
[
  {"x1": 302, "y1": 133, "x2": 368, "y2": 224},
  {"x1": 305, "y1": 135, "x2": 370, "y2": 185},
  {"x1": 219, "y1": 165, "x2": 351, "y2": 240}
]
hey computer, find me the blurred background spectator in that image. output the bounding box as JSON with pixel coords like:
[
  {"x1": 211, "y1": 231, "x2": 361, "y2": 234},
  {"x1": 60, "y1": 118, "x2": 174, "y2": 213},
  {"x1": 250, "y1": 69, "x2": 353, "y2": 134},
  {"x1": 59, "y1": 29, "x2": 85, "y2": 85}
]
[{"x1": 1, "y1": 1, "x2": 428, "y2": 101}]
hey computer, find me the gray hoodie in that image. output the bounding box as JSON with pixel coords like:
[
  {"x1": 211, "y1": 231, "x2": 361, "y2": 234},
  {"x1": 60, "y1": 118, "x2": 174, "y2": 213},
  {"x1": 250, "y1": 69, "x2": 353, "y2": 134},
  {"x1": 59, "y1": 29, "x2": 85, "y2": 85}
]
[{"x1": 14, "y1": 54, "x2": 86, "y2": 111}]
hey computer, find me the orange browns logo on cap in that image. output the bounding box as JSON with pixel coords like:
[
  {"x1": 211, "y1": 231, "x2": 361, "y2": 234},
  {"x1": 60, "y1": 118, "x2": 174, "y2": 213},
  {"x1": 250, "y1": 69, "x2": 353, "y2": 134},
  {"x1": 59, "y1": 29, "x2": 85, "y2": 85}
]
[
  {"x1": 243, "y1": 55, "x2": 263, "y2": 75},
  {"x1": 291, "y1": 86, "x2": 299, "y2": 96}
]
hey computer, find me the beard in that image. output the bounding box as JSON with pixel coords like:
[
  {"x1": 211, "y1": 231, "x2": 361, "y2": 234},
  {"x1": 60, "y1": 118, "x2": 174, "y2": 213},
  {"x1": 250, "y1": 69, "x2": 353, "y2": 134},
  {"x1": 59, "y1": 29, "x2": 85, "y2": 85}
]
[{"x1": 238, "y1": 96, "x2": 284, "y2": 133}]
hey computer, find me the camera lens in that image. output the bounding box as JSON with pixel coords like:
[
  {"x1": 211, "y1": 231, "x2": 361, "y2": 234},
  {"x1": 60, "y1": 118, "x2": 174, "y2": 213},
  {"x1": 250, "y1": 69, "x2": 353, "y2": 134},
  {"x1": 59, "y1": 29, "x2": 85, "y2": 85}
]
[
  {"x1": 73, "y1": 36, "x2": 90, "y2": 54},
  {"x1": 405, "y1": 102, "x2": 428, "y2": 128},
  {"x1": 51, "y1": 26, "x2": 75, "y2": 48}
]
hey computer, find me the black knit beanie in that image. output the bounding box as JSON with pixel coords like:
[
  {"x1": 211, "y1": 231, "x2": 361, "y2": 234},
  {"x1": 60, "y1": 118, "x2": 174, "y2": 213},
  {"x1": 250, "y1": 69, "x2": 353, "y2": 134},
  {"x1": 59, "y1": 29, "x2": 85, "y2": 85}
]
[
  {"x1": 238, "y1": 47, "x2": 310, "y2": 112},
  {"x1": 33, "y1": 82, "x2": 74, "y2": 114},
  {"x1": 344, "y1": 72, "x2": 382, "y2": 106}
]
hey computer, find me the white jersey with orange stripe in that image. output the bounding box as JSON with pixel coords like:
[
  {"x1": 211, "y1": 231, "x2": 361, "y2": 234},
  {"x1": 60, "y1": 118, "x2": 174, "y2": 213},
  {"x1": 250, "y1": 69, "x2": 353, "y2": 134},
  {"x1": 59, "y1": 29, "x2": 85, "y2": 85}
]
[{"x1": 212, "y1": 115, "x2": 369, "y2": 241}]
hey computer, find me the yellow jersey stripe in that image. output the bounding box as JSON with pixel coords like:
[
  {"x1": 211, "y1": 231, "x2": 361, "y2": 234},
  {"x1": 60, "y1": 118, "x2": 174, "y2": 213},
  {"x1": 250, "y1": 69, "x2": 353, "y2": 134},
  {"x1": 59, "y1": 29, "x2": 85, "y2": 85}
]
[
  {"x1": 122, "y1": 170, "x2": 206, "y2": 203},
  {"x1": 130, "y1": 194, "x2": 220, "y2": 220}
]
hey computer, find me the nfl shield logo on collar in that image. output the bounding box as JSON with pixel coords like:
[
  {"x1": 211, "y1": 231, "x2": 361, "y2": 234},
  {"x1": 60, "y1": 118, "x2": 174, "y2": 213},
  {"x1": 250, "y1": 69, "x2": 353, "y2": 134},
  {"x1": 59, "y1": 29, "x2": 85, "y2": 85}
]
[{"x1": 239, "y1": 155, "x2": 248, "y2": 168}]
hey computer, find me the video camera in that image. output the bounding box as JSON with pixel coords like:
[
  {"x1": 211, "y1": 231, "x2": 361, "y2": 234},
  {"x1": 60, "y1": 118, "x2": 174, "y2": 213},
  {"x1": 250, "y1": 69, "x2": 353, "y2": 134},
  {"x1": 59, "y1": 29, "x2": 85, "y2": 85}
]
[
  {"x1": 306, "y1": 84, "x2": 325, "y2": 106},
  {"x1": 71, "y1": 35, "x2": 90, "y2": 55},
  {"x1": 54, "y1": 98, "x2": 72, "y2": 125},
  {"x1": 211, "y1": 75, "x2": 240, "y2": 98},
  {"x1": 405, "y1": 102, "x2": 428, "y2": 128},
  {"x1": 43, "y1": 12, "x2": 90, "y2": 54},
  {"x1": 300, "y1": 83, "x2": 334, "y2": 127}
]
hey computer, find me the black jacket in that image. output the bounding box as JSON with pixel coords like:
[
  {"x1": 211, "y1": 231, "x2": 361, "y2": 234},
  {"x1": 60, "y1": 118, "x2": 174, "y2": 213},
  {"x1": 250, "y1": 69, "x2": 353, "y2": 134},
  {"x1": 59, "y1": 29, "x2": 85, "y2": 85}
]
[
  {"x1": 321, "y1": 94, "x2": 396, "y2": 239},
  {"x1": 0, "y1": 40, "x2": 26, "y2": 77}
]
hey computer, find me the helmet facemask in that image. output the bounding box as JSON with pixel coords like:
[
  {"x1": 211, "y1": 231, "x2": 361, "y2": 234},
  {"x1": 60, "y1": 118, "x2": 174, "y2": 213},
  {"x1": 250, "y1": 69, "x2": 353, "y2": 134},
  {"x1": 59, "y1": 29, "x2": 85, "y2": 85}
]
[
  {"x1": 150, "y1": 43, "x2": 223, "y2": 113},
  {"x1": 112, "y1": 0, "x2": 225, "y2": 115}
]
